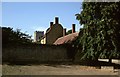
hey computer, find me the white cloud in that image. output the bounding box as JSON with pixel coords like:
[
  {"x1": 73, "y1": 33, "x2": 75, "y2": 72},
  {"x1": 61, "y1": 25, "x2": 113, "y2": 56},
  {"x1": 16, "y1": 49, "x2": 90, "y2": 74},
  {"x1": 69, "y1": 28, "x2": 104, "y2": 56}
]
[{"x1": 0, "y1": 25, "x2": 11, "y2": 27}]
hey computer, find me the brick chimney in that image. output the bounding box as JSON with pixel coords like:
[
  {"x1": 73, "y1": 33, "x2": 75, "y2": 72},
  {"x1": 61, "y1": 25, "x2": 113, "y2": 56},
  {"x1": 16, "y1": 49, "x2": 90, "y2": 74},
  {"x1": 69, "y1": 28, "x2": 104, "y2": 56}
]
[
  {"x1": 63, "y1": 28, "x2": 66, "y2": 36},
  {"x1": 72, "y1": 24, "x2": 75, "y2": 33},
  {"x1": 50, "y1": 22, "x2": 53, "y2": 28},
  {"x1": 55, "y1": 17, "x2": 59, "y2": 24}
]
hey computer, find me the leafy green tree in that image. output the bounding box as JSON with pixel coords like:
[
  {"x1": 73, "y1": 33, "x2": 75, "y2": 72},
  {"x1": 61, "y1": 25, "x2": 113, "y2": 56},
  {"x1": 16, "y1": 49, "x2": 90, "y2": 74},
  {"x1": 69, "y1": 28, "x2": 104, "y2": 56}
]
[
  {"x1": 2, "y1": 27, "x2": 32, "y2": 47},
  {"x1": 66, "y1": 29, "x2": 72, "y2": 35},
  {"x1": 75, "y1": 2, "x2": 120, "y2": 62}
]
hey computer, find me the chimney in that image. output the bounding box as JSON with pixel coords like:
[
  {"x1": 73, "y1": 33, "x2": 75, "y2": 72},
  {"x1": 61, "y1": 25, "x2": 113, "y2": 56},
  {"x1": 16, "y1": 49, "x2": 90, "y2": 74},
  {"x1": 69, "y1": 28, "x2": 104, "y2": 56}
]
[
  {"x1": 72, "y1": 24, "x2": 75, "y2": 33},
  {"x1": 55, "y1": 17, "x2": 59, "y2": 24},
  {"x1": 63, "y1": 28, "x2": 66, "y2": 36},
  {"x1": 50, "y1": 22, "x2": 53, "y2": 28}
]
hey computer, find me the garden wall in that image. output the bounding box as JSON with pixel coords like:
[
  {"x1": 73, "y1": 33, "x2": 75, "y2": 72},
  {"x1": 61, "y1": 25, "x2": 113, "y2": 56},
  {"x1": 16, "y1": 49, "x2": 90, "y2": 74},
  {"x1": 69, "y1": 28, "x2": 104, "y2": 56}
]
[{"x1": 2, "y1": 44, "x2": 73, "y2": 64}]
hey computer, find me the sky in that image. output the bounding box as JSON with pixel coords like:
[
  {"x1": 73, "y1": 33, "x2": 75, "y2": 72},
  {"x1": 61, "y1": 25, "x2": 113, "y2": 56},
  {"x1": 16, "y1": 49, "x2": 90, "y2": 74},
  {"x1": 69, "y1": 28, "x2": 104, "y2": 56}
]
[{"x1": 2, "y1": 2, "x2": 82, "y2": 39}]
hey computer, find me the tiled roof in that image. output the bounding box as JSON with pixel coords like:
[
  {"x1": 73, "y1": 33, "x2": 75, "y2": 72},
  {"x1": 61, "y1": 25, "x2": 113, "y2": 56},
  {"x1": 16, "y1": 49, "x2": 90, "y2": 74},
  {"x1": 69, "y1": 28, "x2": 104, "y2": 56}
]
[{"x1": 54, "y1": 32, "x2": 79, "y2": 45}]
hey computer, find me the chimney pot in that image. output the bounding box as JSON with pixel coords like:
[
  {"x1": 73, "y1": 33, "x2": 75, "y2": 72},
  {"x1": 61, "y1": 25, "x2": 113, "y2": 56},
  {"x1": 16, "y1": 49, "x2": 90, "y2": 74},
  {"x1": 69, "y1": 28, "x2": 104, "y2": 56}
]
[
  {"x1": 72, "y1": 24, "x2": 75, "y2": 33},
  {"x1": 50, "y1": 22, "x2": 53, "y2": 28},
  {"x1": 63, "y1": 28, "x2": 66, "y2": 36},
  {"x1": 55, "y1": 17, "x2": 59, "y2": 24}
]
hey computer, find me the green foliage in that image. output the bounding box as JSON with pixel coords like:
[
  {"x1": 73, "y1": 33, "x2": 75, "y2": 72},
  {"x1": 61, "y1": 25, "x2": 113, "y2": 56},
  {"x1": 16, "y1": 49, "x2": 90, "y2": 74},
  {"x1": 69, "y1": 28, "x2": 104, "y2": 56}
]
[
  {"x1": 66, "y1": 29, "x2": 72, "y2": 35},
  {"x1": 2, "y1": 27, "x2": 32, "y2": 47},
  {"x1": 75, "y1": 2, "x2": 120, "y2": 60}
]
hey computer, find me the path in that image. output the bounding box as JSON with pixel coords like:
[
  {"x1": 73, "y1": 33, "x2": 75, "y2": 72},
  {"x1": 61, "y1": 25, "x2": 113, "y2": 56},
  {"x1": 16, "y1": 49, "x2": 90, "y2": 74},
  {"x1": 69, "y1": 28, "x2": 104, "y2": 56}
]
[{"x1": 2, "y1": 64, "x2": 118, "y2": 75}]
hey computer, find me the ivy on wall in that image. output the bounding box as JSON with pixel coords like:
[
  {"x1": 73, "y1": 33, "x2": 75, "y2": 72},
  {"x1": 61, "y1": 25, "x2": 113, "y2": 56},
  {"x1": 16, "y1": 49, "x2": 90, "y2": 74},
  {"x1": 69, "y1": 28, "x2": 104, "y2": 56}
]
[{"x1": 75, "y1": 2, "x2": 120, "y2": 60}]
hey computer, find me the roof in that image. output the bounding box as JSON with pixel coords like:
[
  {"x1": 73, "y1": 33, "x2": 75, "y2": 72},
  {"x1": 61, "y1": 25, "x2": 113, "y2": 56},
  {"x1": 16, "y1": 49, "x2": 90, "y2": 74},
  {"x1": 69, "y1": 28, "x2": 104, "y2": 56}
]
[
  {"x1": 40, "y1": 27, "x2": 51, "y2": 39},
  {"x1": 54, "y1": 32, "x2": 79, "y2": 45},
  {"x1": 41, "y1": 24, "x2": 63, "y2": 39}
]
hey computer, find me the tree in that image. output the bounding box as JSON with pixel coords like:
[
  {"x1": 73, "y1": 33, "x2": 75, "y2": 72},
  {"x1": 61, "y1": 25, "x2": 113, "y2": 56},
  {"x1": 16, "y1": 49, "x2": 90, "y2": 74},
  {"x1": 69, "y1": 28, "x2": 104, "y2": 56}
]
[
  {"x1": 66, "y1": 29, "x2": 72, "y2": 35},
  {"x1": 2, "y1": 27, "x2": 32, "y2": 47},
  {"x1": 75, "y1": 2, "x2": 120, "y2": 62}
]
